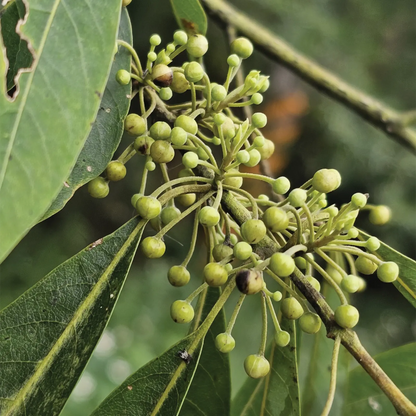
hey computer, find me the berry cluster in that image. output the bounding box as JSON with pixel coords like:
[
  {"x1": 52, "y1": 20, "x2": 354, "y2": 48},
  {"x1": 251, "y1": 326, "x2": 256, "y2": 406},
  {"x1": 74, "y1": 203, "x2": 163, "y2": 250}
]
[{"x1": 87, "y1": 31, "x2": 398, "y2": 379}]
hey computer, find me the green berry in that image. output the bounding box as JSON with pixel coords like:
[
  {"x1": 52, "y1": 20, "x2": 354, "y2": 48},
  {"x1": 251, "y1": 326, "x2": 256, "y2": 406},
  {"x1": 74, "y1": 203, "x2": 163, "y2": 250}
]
[
  {"x1": 244, "y1": 149, "x2": 261, "y2": 167},
  {"x1": 184, "y1": 61, "x2": 204, "y2": 83},
  {"x1": 147, "y1": 51, "x2": 157, "y2": 62},
  {"x1": 233, "y1": 241, "x2": 253, "y2": 261},
  {"x1": 215, "y1": 333, "x2": 236, "y2": 353},
  {"x1": 150, "y1": 140, "x2": 175, "y2": 164},
  {"x1": 170, "y1": 127, "x2": 188, "y2": 146},
  {"x1": 236, "y1": 269, "x2": 264, "y2": 295},
  {"x1": 275, "y1": 331, "x2": 290, "y2": 347},
  {"x1": 141, "y1": 236, "x2": 166, "y2": 258},
  {"x1": 236, "y1": 150, "x2": 250, "y2": 164},
  {"x1": 134, "y1": 135, "x2": 154, "y2": 155},
  {"x1": 288, "y1": 188, "x2": 307, "y2": 207},
  {"x1": 258, "y1": 138, "x2": 275, "y2": 160},
  {"x1": 272, "y1": 291, "x2": 283, "y2": 301},
  {"x1": 351, "y1": 192, "x2": 367, "y2": 209},
  {"x1": 231, "y1": 37, "x2": 253, "y2": 59},
  {"x1": 348, "y1": 227, "x2": 359, "y2": 239},
  {"x1": 251, "y1": 93, "x2": 263, "y2": 105},
  {"x1": 258, "y1": 194, "x2": 269, "y2": 201},
  {"x1": 176, "y1": 193, "x2": 196, "y2": 207},
  {"x1": 145, "y1": 161, "x2": 156, "y2": 171},
  {"x1": 262, "y1": 207, "x2": 289, "y2": 233},
  {"x1": 151, "y1": 64, "x2": 173, "y2": 87},
  {"x1": 341, "y1": 274, "x2": 361, "y2": 293},
  {"x1": 160, "y1": 206, "x2": 181, "y2": 225},
  {"x1": 306, "y1": 275, "x2": 321, "y2": 292},
  {"x1": 244, "y1": 354, "x2": 270, "y2": 379},
  {"x1": 149, "y1": 216, "x2": 161, "y2": 232},
  {"x1": 253, "y1": 135, "x2": 265, "y2": 147},
  {"x1": 106, "y1": 161, "x2": 126, "y2": 182},
  {"x1": 149, "y1": 34, "x2": 162, "y2": 46},
  {"x1": 258, "y1": 76, "x2": 270, "y2": 93},
  {"x1": 211, "y1": 84, "x2": 227, "y2": 101},
  {"x1": 136, "y1": 196, "x2": 162, "y2": 219},
  {"x1": 175, "y1": 115, "x2": 198, "y2": 134},
  {"x1": 212, "y1": 243, "x2": 233, "y2": 262},
  {"x1": 294, "y1": 257, "x2": 307, "y2": 269},
  {"x1": 168, "y1": 265, "x2": 190, "y2": 287},
  {"x1": 213, "y1": 113, "x2": 226, "y2": 126},
  {"x1": 377, "y1": 261, "x2": 399, "y2": 283},
  {"x1": 355, "y1": 256, "x2": 378, "y2": 275},
  {"x1": 170, "y1": 300, "x2": 194, "y2": 323},
  {"x1": 227, "y1": 54, "x2": 240, "y2": 67},
  {"x1": 269, "y1": 253, "x2": 295, "y2": 277},
  {"x1": 182, "y1": 152, "x2": 199, "y2": 169},
  {"x1": 229, "y1": 234, "x2": 239, "y2": 245},
  {"x1": 173, "y1": 30, "x2": 188, "y2": 46},
  {"x1": 334, "y1": 305, "x2": 359, "y2": 329},
  {"x1": 196, "y1": 147, "x2": 209, "y2": 162},
  {"x1": 312, "y1": 169, "x2": 341, "y2": 193},
  {"x1": 220, "y1": 117, "x2": 236, "y2": 140},
  {"x1": 369, "y1": 205, "x2": 391, "y2": 225},
  {"x1": 131, "y1": 193, "x2": 143, "y2": 208},
  {"x1": 241, "y1": 219, "x2": 267, "y2": 244},
  {"x1": 281, "y1": 297, "x2": 304, "y2": 320},
  {"x1": 116, "y1": 69, "x2": 131, "y2": 85},
  {"x1": 366, "y1": 237, "x2": 380, "y2": 251},
  {"x1": 272, "y1": 176, "x2": 290, "y2": 194},
  {"x1": 159, "y1": 87, "x2": 173, "y2": 100},
  {"x1": 204, "y1": 262, "x2": 228, "y2": 286},
  {"x1": 357, "y1": 277, "x2": 367, "y2": 292},
  {"x1": 326, "y1": 265, "x2": 343, "y2": 285},
  {"x1": 251, "y1": 112, "x2": 267, "y2": 128},
  {"x1": 149, "y1": 121, "x2": 171, "y2": 140},
  {"x1": 166, "y1": 43, "x2": 176, "y2": 54},
  {"x1": 186, "y1": 34, "x2": 208, "y2": 57},
  {"x1": 122, "y1": 0, "x2": 132, "y2": 6},
  {"x1": 88, "y1": 177, "x2": 109, "y2": 198},
  {"x1": 299, "y1": 312, "x2": 321, "y2": 334},
  {"x1": 198, "y1": 206, "x2": 220, "y2": 227},
  {"x1": 125, "y1": 113, "x2": 147, "y2": 136},
  {"x1": 223, "y1": 169, "x2": 243, "y2": 188},
  {"x1": 171, "y1": 72, "x2": 189, "y2": 93}
]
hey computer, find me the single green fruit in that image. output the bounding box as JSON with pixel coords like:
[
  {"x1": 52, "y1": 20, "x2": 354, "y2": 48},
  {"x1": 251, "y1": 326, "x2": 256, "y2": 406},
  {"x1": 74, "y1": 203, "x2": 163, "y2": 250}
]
[
  {"x1": 182, "y1": 151, "x2": 199, "y2": 169},
  {"x1": 170, "y1": 300, "x2": 194, "y2": 323},
  {"x1": 294, "y1": 257, "x2": 307, "y2": 269},
  {"x1": 116, "y1": 69, "x2": 131, "y2": 85},
  {"x1": 106, "y1": 161, "x2": 126, "y2": 182},
  {"x1": 334, "y1": 305, "x2": 359, "y2": 329},
  {"x1": 199, "y1": 206, "x2": 220, "y2": 227},
  {"x1": 326, "y1": 265, "x2": 343, "y2": 285},
  {"x1": 184, "y1": 61, "x2": 204, "y2": 83},
  {"x1": 215, "y1": 333, "x2": 236, "y2": 353},
  {"x1": 125, "y1": 113, "x2": 146, "y2": 136},
  {"x1": 131, "y1": 193, "x2": 143, "y2": 208},
  {"x1": 175, "y1": 115, "x2": 198, "y2": 135},
  {"x1": 212, "y1": 243, "x2": 233, "y2": 262},
  {"x1": 262, "y1": 207, "x2": 289, "y2": 233},
  {"x1": 341, "y1": 274, "x2": 361, "y2": 293},
  {"x1": 173, "y1": 30, "x2": 188, "y2": 46},
  {"x1": 258, "y1": 138, "x2": 275, "y2": 160},
  {"x1": 159, "y1": 87, "x2": 172, "y2": 101},
  {"x1": 141, "y1": 237, "x2": 166, "y2": 259},
  {"x1": 88, "y1": 177, "x2": 109, "y2": 198},
  {"x1": 160, "y1": 206, "x2": 181, "y2": 225},
  {"x1": 211, "y1": 84, "x2": 227, "y2": 101},
  {"x1": 272, "y1": 176, "x2": 290, "y2": 194},
  {"x1": 377, "y1": 261, "x2": 399, "y2": 283},
  {"x1": 369, "y1": 205, "x2": 391, "y2": 225},
  {"x1": 288, "y1": 188, "x2": 307, "y2": 207},
  {"x1": 171, "y1": 71, "x2": 189, "y2": 94},
  {"x1": 204, "y1": 263, "x2": 228, "y2": 287},
  {"x1": 366, "y1": 237, "x2": 380, "y2": 252},
  {"x1": 233, "y1": 241, "x2": 252, "y2": 261},
  {"x1": 171, "y1": 127, "x2": 188, "y2": 146},
  {"x1": 355, "y1": 256, "x2": 378, "y2": 275},
  {"x1": 236, "y1": 269, "x2": 264, "y2": 295},
  {"x1": 136, "y1": 196, "x2": 161, "y2": 220},
  {"x1": 244, "y1": 149, "x2": 261, "y2": 167},
  {"x1": 251, "y1": 112, "x2": 267, "y2": 128},
  {"x1": 269, "y1": 253, "x2": 295, "y2": 277},
  {"x1": 351, "y1": 192, "x2": 367, "y2": 209},
  {"x1": 168, "y1": 265, "x2": 190, "y2": 287},
  {"x1": 186, "y1": 34, "x2": 208, "y2": 57},
  {"x1": 275, "y1": 331, "x2": 290, "y2": 347},
  {"x1": 241, "y1": 219, "x2": 267, "y2": 244},
  {"x1": 305, "y1": 275, "x2": 321, "y2": 292},
  {"x1": 312, "y1": 168, "x2": 341, "y2": 193},
  {"x1": 150, "y1": 140, "x2": 175, "y2": 164},
  {"x1": 231, "y1": 37, "x2": 253, "y2": 59},
  {"x1": 223, "y1": 169, "x2": 243, "y2": 188},
  {"x1": 149, "y1": 121, "x2": 171, "y2": 140},
  {"x1": 149, "y1": 34, "x2": 162, "y2": 46},
  {"x1": 134, "y1": 135, "x2": 154, "y2": 155},
  {"x1": 176, "y1": 193, "x2": 196, "y2": 208},
  {"x1": 281, "y1": 297, "x2": 304, "y2": 320},
  {"x1": 299, "y1": 312, "x2": 321, "y2": 334},
  {"x1": 244, "y1": 354, "x2": 270, "y2": 379}
]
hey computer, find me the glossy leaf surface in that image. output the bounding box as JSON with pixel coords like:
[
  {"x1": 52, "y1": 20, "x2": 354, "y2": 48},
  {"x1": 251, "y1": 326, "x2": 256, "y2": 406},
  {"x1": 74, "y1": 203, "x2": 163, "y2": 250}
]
[{"x1": 170, "y1": 0, "x2": 207, "y2": 35}]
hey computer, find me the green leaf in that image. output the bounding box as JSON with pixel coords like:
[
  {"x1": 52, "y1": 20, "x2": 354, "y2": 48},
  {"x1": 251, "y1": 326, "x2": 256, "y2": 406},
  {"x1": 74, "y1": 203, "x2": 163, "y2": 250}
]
[
  {"x1": 0, "y1": 0, "x2": 121, "y2": 263},
  {"x1": 41, "y1": 8, "x2": 132, "y2": 221},
  {"x1": 0, "y1": 216, "x2": 145, "y2": 416},
  {"x1": 170, "y1": 0, "x2": 207, "y2": 35},
  {"x1": 0, "y1": 0, "x2": 33, "y2": 90},
  {"x1": 231, "y1": 318, "x2": 300, "y2": 416},
  {"x1": 359, "y1": 230, "x2": 416, "y2": 307},
  {"x1": 301, "y1": 284, "x2": 350, "y2": 415},
  {"x1": 180, "y1": 288, "x2": 231, "y2": 416},
  {"x1": 344, "y1": 343, "x2": 416, "y2": 416}
]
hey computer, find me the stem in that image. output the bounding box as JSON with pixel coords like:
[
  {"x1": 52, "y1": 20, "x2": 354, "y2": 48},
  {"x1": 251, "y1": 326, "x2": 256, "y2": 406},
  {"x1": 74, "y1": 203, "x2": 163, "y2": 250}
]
[
  {"x1": 259, "y1": 292, "x2": 268, "y2": 356},
  {"x1": 226, "y1": 293, "x2": 246, "y2": 333}
]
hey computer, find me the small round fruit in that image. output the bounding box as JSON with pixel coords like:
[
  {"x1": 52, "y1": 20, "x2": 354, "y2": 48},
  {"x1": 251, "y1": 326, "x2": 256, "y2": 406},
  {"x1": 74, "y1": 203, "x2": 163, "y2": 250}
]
[
  {"x1": 351, "y1": 192, "x2": 367, "y2": 209},
  {"x1": 145, "y1": 161, "x2": 156, "y2": 171},
  {"x1": 159, "y1": 87, "x2": 173, "y2": 101},
  {"x1": 281, "y1": 297, "x2": 304, "y2": 320},
  {"x1": 106, "y1": 161, "x2": 126, "y2": 182},
  {"x1": 170, "y1": 300, "x2": 194, "y2": 323},
  {"x1": 272, "y1": 176, "x2": 290, "y2": 194},
  {"x1": 212, "y1": 243, "x2": 233, "y2": 262},
  {"x1": 355, "y1": 256, "x2": 378, "y2": 275},
  {"x1": 334, "y1": 305, "x2": 359, "y2": 329},
  {"x1": 184, "y1": 61, "x2": 204, "y2": 83},
  {"x1": 341, "y1": 274, "x2": 361, "y2": 293},
  {"x1": 253, "y1": 135, "x2": 265, "y2": 148},
  {"x1": 369, "y1": 205, "x2": 391, "y2": 225},
  {"x1": 227, "y1": 54, "x2": 240, "y2": 67},
  {"x1": 141, "y1": 236, "x2": 166, "y2": 258},
  {"x1": 275, "y1": 331, "x2": 290, "y2": 347},
  {"x1": 88, "y1": 177, "x2": 109, "y2": 198},
  {"x1": 215, "y1": 333, "x2": 235, "y2": 353},
  {"x1": 244, "y1": 354, "x2": 270, "y2": 379},
  {"x1": 269, "y1": 253, "x2": 295, "y2": 277},
  {"x1": 366, "y1": 237, "x2": 380, "y2": 252},
  {"x1": 294, "y1": 257, "x2": 306, "y2": 269},
  {"x1": 182, "y1": 152, "x2": 199, "y2": 169},
  {"x1": 326, "y1": 265, "x2": 343, "y2": 285},
  {"x1": 306, "y1": 276, "x2": 321, "y2": 292},
  {"x1": 116, "y1": 69, "x2": 131, "y2": 85},
  {"x1": 150, "y1": 140, "x2": 175, "y2": 164},
  {"x1": 244, "y1": 149, "x2": 261, "y2": 167},
  {"x1": 251, "y1": 112, "x2": 267, "y2": 129},
  {"x1": 262, "y1": 207, "x2": 289, "y2": 233},
  {"x1": 211, "y1": 84, "x2": 227, "y2": 101},
  {"x1": 186, "y1": 34, "x2": 208, "y2": 57},
  {"x1": 176, "y1": 193, "x2": 196, "y2": 207},
  {"x1": 136, "y1": 196, "x2": 162, "y2": 220},
  {"x1": 134, "y1": 135, "x2": 154, "y2": 155},
  {"x1": 288, "y1": 188, "x2": 307, "y2": 207},
  {"x1": 312, "y1": 169, "x2": 341, "y2": 193},
  {"x1": 151, "y1": 64, "x2": 173, "y2": 87},
  {"x1": 299, "y1": 312, "x2": 321, "y2": 334},
  {"x1": 233, "y1": 241, "x2": 252, "y2": 261},
  {"x1": 377, "y1": 261, "x2": 399, "y2": 283},
  {"x1": 272, "y1": 291, "x2": 282, "y2": 301},
  {"x1": 160, "y1": 206, "x2": 181, "y2": 225},
  {"x1": 241, "y1": 219, "x2": 267, "y2": 244},
  {"x1": 171, "y1": 71, "x2": 189, "y2": 94},
  {"x1": 236, "y1": 269, "x2": 264, "y2": 295},
  {"x1": 149, "y1": 34, "x2": 162, "y2": 46},
  {"x1": 258, "y1": 138, "x2": 275, "y2": 160},
  {"x1": 175, "y1": 115, "x2": 198, "y2": 135},
  {"x1": 168, "y1": 265, "x2": 190, "y2": 287},
  {"x1": 223, "y1": 169, "x2": 243, "y2": 188},
  {"x1": 231, "y1": 37, "x2": 253, "y2": 59},
  {"x1": 173, "y1": 30, "x2": 188, "y2": 45},
  {"x1": 149, "y1": 121, "x2": 171, "y2": 141},
  {"x1": 198, "y1": 206, "x2": 220, "y2": 227},
  {"x1": 124, "y1": 113, "x2": 146, "y2": 136},
  {"x1": 131, "y1": 193, "x2": 143, "y2": 208},
  {"x1": 170, "y1": 127, "x2": 188, "y2": 146},
  {"x1": 204, "y1": 263, "x2": 228, "y2": 286}
]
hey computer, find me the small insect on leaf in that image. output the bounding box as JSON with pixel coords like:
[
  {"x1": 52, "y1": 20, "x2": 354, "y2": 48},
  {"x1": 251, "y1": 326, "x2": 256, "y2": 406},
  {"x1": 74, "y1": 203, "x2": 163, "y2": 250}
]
[{"x1": 177, "y1": 349, "x2": 192, "y2": 364}]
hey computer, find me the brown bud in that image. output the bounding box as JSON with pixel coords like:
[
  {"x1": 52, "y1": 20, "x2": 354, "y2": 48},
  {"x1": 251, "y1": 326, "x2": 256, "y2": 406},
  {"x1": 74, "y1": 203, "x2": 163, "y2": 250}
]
[
  {"x1": 152, "y1": 64, "x2": 173, "y2": 87},
  {"x1": 236, "y1": 269, "x2": 264, "y2": 295}
]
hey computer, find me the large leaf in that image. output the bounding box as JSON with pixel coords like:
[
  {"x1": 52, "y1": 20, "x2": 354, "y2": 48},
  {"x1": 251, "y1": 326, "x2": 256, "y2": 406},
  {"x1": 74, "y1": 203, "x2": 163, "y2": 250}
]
[
  {"x1": 344, "y1": 343, "x2": 416, "y2": 416},
  {"x1": 301, "y1": 284, "x2": 350, "y2": 415},
  {"x1": 180, "y1": 287, "x2": 231, "y2": 416},
  {"x1": 41, "y1": 8, "x2": 132, "y2": 221},
  {"x1": 0, "y1": 0, "x2": 121, "y2": 263},
  {"x1": 0, "y1": 0, "x2": 33, "y2": 90},
  {"x1": 359, "y1": 230, "x2": 416, "y2": 307},
  {"x1": 170, "y1": 0, "x2": 207, "y2": 35},
  {"x1": 231, "y1": 318, "x2": 300, "y2": 416},
  {"x1": 0, "y1": 216, "x2": 145, "y2": 416}
]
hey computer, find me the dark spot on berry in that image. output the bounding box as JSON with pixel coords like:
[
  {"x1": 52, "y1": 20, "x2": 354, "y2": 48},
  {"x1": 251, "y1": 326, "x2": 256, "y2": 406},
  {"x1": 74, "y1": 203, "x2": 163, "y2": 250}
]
[
  {"x1": 138, "y1": 144, "x2": 147, "y2": 154},
  {"x1": 236, "y1": 269, "x2": 250, "y2": 294}
]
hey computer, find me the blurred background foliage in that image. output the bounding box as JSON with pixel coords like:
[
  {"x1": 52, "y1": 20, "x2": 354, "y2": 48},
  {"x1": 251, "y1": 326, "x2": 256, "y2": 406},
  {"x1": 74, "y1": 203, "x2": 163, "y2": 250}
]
[{"x1": 0, "y1": 0, "x2": 415, "y2": 414}]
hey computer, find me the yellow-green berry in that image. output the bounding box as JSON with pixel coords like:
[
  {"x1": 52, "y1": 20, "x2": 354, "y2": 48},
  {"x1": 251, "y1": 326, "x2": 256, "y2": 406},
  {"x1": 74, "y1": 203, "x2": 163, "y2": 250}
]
[
  {"x1": 244, "y1": 354, "x2": 270, "y2": 379},
  {"x1": 106, "y1": 161, "x2": 126, "y2": 182},
  {"x1": 88, "y1": 177, "x2": 109, "y2": 198},
  {"x1": 168, "y1": 265, "x2": 190, "y2": 287},
  {"x1": 170, "y1": 300, "x2": 194, "y2": 323},
  {"x1": 215, "y1": 333, "x2": 236, "y2": 353}
]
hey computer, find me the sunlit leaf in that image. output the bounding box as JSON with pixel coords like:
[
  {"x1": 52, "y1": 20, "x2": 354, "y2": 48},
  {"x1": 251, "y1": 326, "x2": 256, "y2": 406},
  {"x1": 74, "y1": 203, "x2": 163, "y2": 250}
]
[
  {"x1": 344, "y1": 343, "x2": 416, "y2": 416},
  {"x1": 0, "y1": 0, "x2": 121, "y2": 263},
  {"x1": 0, "y1": 216, "x2": 145, "y2": 416},
  {"x1": 170, "y1": 0, "x2": 207, "y2": 35}
]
